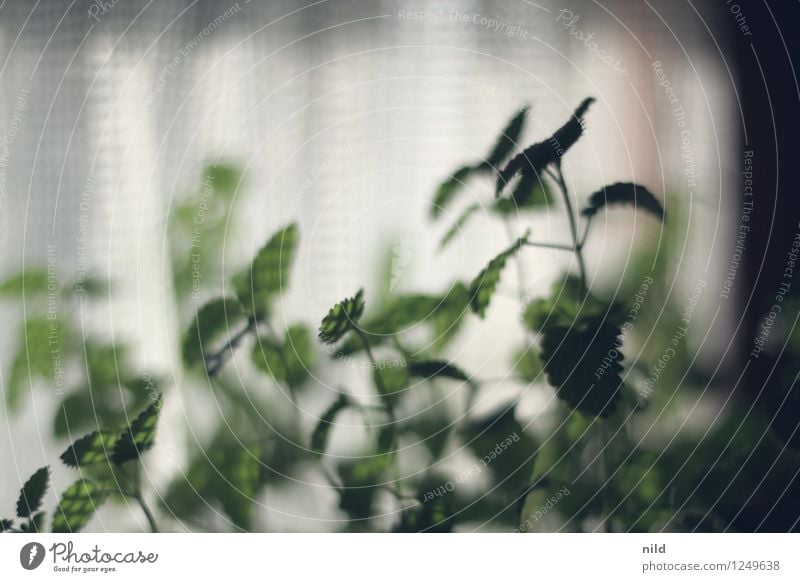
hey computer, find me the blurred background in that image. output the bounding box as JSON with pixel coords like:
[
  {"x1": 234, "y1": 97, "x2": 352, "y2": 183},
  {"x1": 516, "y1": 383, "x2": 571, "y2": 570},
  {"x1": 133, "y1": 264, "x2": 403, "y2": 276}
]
[{"x1": 2, "y1": 0, "x2": 797, "y2": 532}]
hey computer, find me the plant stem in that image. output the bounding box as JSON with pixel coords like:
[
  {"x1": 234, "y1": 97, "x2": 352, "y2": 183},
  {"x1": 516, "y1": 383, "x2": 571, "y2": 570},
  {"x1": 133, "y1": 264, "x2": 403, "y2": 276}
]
[
  {"x1": 262, "y1": 319, "x2": 301, "y2": 408},
  {"x1": 353, "y1": 327, "x2": 403, "y2": 488},
  {"x1": 598, "y1": 419, "x2": 611, "y2": 533},
  {"x1": 206, "y1": 316, "x2": 258, "y2": 376},
  {"x1": 523, "y1": 241, "x2": 576, "y2": 252},
  {"x1": 552, "y1": 164, "x2": 612, "y2": 532},
  {"x1": 553, "y1": 164, "x2": 587, "y2": 293},
  {"x1": 117, "y1": 465, "x2": 159, "y2": 533},
  {"x1": 132, "y1": 490, "x2": 160, "y2": 533}
]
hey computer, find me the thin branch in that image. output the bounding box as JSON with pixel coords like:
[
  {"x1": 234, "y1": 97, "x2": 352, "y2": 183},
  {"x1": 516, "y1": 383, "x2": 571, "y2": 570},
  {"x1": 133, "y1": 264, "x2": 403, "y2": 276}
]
[
  {"x1": 553, "y1": 163, "x2": 587, "y2": 292},
  {"x1": 523, "y1": 241, "x2": 575, "y2": 252},
  {"x1": 205, "y1": 316, "x2": 258, "y2": 377}
]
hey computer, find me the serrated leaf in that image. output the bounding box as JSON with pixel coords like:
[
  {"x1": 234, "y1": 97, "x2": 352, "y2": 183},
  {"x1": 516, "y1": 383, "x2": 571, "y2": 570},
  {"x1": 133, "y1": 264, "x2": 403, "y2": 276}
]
[
  {"x1": 479, "y1": 107, "x2": 529, "y2": 171},
  {"x1": 496, "y1": 98, "x2": 594, "y2": 195},
  {"x1": 318, "y1": 289, "x2": 365, "y2": 344},
  {"x1": 251, "y1": 323, "x2": 315, "y2": 386},
  {"x1": 431, "y1": 165, "x2": 473, "y2": 219},
  {"x1": 16, "y1": 467, "x2": 49, "y2": 519},
  {"x1": 0, "y1": 519, "x2": 14, "y2": 532},
  {"x1": 51, "y1": 479, "x2": 107, "y2": 533},
  {"x1": 234, "y1": 223, "x2": 298, "y2": 316},
  {"x1": 522, "y1": 275, "x2": 615, "y2": 333},
  {"x1": 469, "y1": 233, "x2": 530, "y2": 317},
  {"x1": 112, "y1": 397, "x2": 162, "y2": 464},
  {"x1": 582, "y1": 182, "x2": 664, "y2": 220},
  {"x1": 182, "y1": 297, "x2": 247, "y2": 367},
  {"x1": 540, "y1": 315, "x2": 623, "y2": 417},
  {"x1": 311, "y1": 394, "x2": 350, "y2": 454},
  {"x1": 60, "y1": 431, "x2": 118, "y2": 468},
  {"x1": 408, "y1": 360, "x2": 471, "y2": 383},
  {"x1": 19, "y1": 512, "x2": 45, "y2": 533},
  {"x1": 439, "y1": 203, "x2": 480, "y2": 251}
]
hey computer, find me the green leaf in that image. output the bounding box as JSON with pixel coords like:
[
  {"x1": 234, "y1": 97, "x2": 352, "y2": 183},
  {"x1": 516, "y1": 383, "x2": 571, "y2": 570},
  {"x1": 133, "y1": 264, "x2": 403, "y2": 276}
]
[
  {"x1": 19, "y1": 512, "x2": 45, "y2": 533},
  {"x1": 540, "y1": 314, "x2": 624, "y2": 417},
  {"x1": 60, "y1": 431, "x2": 118, "y2": 468},
  {"x1": 182, "y1": 297, "x2": 247, "y2": 367},
  {"x1": 112, "y1": 397, "x2": 162, "y2": 464},
  {"x1": 511, "y1": 345, "x2": 543, "y2": 383},
  {"x1": 582, "y1": 182, "x2": 664, "y2": 220},
  {"x1": 51, "y1": 479, "x2": 107, "y2": 533},
  {"x1": 496, "y1": 98, "x2": 594, "y2": 195},
  {"x1": 1, "y1": 519, "x2": 14, "y2": 532},
  {"x1": 469, "y1": 232, "x2": 530, "y2": 317},
  {"x1": 479, "y1": 107, "x2": 528, "y2": 171},
  {"x1": 408, "y1": 360, "x2": 471, "y2": 383},
  {"x1": 234, "y1": 223, "x2": 298, "y2": 316},
  {"x1": 318, "y1": 289, "x2": 365, "y2": 344},
  {"x1": 336, "y1": 455, "x2": 392, "y2": 520},
  {"x1": 373, "y1": 365, "x2": 409, "y2": 406},
  {"x1": 492, "y1": 174, "x2": 553, "y2": 215},
  {"x1": 439, "y1": 203, "x2": 481, "y2": 251},
  {"x1": 216, "y1": 444, "x2": 264, "y2": 529},
  {"x1": 53, "y1": 391, "x2": 95, "y2": 438},
  {"x1": 251, "y1": 323, "x2": 315, "y2": 386},
  {"x1": 162, "y1": 433, "x2": 266, "y2": 530},
  {"x1": 7, "y1": 317, "x2": 68, "y2": 411},
  {"x1": 0, "y1": 269, "x2": 50, "y2": 297},
  {"x1": 85, "y1": 342, "x2": 126, "y2": 389},
  {"x1": 204, "y1": 163, "x2": 243, "y2": 199},
  {"x1": 431, "y1": 165, "x2": 473, "y2": 219},
  {"x1": 522, "y1": 275, "x2": 615, "y2": 333},
  {"x1": 461, "y1": 403, "x2": 538, "y2": 510},
  {"x1": 16, "y1": 467, "x2": 49, "y2": 519},
  {"x1": 311, "y1": 394, "x2": 350, "y2": 454}
]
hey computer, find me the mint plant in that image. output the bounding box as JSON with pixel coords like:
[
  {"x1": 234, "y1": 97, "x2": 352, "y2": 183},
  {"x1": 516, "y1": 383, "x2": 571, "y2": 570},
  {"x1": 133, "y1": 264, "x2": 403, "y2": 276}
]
[{"x1": 2, "y1": 396, "x2": 163, "y2": 533}]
